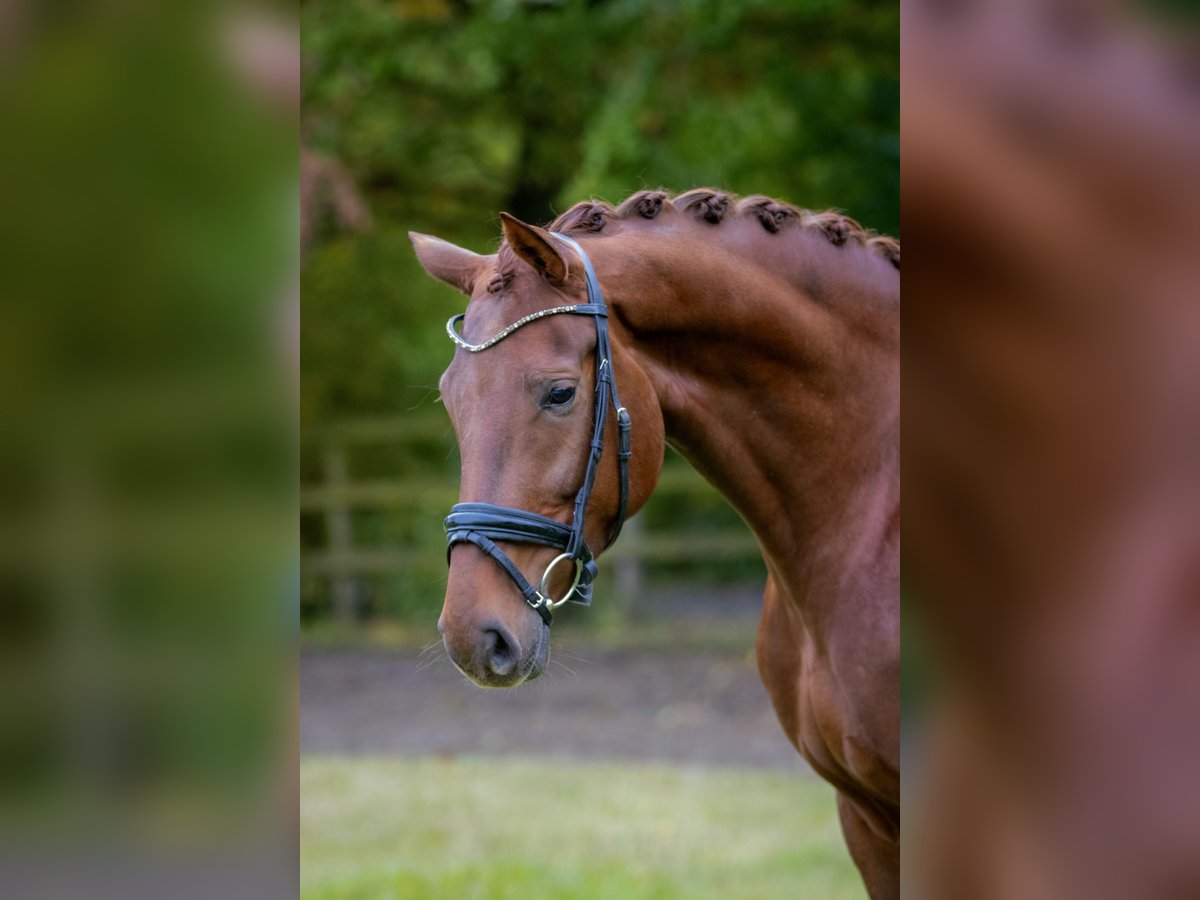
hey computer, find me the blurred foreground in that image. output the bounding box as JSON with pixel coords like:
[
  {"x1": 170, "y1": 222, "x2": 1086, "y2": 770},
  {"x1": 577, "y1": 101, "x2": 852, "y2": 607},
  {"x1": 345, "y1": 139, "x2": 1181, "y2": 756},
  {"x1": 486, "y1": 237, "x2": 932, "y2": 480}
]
[
  {"x1": 0, "y1": 3, "x2": 297, "y2": 898},
  {"x1": 903, "y1": 1, "x2": 1200, "y2": 897}
]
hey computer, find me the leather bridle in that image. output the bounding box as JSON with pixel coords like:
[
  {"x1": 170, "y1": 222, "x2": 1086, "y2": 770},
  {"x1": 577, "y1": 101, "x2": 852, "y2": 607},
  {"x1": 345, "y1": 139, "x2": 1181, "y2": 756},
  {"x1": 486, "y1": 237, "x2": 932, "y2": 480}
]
[{"x1": 442, "y1": 232, "x2": 632, "y2": 626}]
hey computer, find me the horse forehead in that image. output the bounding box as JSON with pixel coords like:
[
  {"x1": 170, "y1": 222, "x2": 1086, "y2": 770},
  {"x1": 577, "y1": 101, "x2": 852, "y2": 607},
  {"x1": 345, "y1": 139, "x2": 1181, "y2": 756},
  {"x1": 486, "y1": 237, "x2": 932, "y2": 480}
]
[
  {"x1": 440, "y1": 336, "x2": 572, "y2": 408},
  {"x1": 440, "y1": 284, "x2": 595, "y2": 411},
  {"x1": 466, "y1": 271, "x2": 564, "y2": 329}
]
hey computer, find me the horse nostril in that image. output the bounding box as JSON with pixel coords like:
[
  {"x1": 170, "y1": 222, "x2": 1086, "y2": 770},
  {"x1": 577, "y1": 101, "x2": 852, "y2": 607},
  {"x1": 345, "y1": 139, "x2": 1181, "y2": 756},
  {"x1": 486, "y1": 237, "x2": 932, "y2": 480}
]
[{"x1": 480, "y1": 622, "x2": 520, "y2": 677}]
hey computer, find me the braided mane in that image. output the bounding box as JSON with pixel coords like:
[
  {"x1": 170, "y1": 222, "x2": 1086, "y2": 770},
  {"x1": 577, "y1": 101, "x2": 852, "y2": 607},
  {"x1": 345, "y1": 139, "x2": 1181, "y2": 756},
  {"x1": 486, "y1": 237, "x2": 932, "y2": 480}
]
[{"x1": 544, "y1": 188, "x2": 900, "y2": 270}]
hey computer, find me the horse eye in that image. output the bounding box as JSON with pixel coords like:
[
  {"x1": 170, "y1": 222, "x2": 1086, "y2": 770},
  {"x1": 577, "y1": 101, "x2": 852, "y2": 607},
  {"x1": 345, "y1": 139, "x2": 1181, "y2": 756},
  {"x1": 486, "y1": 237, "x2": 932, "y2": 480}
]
[{"x1": 546, "y1": 385, "x2": 576, "y2": 407}]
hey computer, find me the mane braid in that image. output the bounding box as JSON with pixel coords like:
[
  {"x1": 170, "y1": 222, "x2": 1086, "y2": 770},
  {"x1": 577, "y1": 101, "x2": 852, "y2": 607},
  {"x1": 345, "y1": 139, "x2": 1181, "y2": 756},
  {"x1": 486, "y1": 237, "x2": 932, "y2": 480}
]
[
  {"x1": 543, "y1": 188, "x2": 899, "y2": 269},
  {"x1": 551, "y1": 201, "x2": 613, "y2": 235}
]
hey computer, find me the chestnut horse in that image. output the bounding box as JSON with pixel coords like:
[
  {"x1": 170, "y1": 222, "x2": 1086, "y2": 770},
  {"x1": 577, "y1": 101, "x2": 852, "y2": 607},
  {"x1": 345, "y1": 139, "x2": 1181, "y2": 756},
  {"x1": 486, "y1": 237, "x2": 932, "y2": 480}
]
[{"x1": 411, "y1": 189, "x2": 899, "y2": 898}]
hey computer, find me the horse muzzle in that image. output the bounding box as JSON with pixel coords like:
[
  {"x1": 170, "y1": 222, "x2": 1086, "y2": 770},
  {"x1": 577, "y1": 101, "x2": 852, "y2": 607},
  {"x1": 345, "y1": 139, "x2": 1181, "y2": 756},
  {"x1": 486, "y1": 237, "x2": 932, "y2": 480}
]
[{"x1": 439, "y1": 612, "x2": 549, "y2": 688}]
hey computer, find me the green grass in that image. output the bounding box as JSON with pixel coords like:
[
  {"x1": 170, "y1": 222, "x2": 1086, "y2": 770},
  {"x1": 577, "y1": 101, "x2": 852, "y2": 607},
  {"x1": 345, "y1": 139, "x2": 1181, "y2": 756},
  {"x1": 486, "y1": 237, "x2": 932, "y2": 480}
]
[{"x1": 302, "y1": 756, "x2": 864, "y2": 899}]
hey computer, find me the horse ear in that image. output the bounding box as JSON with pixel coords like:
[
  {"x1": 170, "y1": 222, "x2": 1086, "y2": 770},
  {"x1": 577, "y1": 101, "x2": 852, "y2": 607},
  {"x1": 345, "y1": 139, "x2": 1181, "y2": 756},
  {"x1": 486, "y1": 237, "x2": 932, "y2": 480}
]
[
  {"x1": 499, "y1": 212, "x2": 568, "y2": 283},
  {"x1": 409, "y1": 232, "x2": 488, "y2": 296}
]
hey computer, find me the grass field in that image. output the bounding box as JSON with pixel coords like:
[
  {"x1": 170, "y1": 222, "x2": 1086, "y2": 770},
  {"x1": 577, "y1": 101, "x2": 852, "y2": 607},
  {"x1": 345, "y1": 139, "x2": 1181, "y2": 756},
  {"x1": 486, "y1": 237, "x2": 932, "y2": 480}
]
[{"x1": 302, "y1": 756, "x2": 864, "y2": 899}]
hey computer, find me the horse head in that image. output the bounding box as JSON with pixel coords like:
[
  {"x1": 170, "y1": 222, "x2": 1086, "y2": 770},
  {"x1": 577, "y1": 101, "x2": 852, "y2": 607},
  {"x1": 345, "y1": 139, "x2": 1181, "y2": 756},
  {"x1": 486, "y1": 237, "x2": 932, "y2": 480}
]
[{"x1": 411, "y1": 213, "x2": 663, "y2": 687}]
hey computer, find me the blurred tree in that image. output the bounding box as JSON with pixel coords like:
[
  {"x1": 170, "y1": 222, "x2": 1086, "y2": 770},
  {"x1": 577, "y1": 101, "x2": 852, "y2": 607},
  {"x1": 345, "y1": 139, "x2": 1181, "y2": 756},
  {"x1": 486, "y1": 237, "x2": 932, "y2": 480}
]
[{"x1": 301, "y1": 146, "x2": 372, "y2": 258}]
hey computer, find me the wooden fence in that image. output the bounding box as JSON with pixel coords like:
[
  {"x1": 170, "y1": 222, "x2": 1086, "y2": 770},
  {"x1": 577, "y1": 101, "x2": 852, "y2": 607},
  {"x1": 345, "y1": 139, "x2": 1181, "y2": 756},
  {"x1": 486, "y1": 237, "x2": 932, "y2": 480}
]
[{"x1": 300, "y1": 415, "x2": 761, "y2": 620}]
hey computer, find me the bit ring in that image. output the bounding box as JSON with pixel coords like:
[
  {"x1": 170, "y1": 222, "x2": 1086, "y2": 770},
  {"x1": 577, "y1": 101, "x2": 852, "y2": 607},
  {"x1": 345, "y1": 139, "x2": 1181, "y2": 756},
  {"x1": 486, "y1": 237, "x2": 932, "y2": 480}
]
[{"x1": 539, "y1": 553, "x2": 583, "y2": 609}]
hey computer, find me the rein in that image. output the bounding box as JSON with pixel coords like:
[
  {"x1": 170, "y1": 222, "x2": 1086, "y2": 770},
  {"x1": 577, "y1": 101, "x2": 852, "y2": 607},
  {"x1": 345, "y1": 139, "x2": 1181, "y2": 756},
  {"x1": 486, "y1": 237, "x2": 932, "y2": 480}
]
[{"x1": 442, "y1": 232, "x2": 632, "y2": 626}]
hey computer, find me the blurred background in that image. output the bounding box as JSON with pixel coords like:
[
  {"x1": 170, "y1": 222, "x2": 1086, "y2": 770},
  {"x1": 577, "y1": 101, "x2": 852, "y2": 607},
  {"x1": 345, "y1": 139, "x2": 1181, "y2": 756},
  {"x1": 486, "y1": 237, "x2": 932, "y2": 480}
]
[{"x1": 300, "y1": 0, "x2": 896, "y2": 897}]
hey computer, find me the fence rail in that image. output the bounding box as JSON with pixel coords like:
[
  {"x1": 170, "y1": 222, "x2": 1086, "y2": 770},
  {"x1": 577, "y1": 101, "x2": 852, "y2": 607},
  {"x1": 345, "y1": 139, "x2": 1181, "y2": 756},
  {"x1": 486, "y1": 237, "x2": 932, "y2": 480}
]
[{"x1": 301, "y1": 415, "x2": 761, "y2": 620}]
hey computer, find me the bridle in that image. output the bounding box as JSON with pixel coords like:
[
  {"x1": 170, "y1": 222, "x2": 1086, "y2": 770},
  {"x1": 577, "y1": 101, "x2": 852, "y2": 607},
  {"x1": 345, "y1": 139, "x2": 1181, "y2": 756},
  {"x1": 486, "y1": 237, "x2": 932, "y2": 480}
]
[{"x1": 442, "y1": 232, "x2": 632, "y2": 626}]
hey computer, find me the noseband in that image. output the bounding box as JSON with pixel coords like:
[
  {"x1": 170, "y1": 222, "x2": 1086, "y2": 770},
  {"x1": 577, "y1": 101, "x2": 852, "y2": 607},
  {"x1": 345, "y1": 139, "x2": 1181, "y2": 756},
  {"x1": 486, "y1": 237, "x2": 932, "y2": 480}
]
[{"x1": 442, "y1": 233, "x2": 632, "y2": 626}]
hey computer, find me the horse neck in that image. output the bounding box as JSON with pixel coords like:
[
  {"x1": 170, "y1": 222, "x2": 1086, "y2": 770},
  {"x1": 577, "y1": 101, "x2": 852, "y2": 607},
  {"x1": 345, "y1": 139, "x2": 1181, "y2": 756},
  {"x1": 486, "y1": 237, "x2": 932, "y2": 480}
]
[{"x1": 601, "y1": 231, "x2": 899, "y2": 616}]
